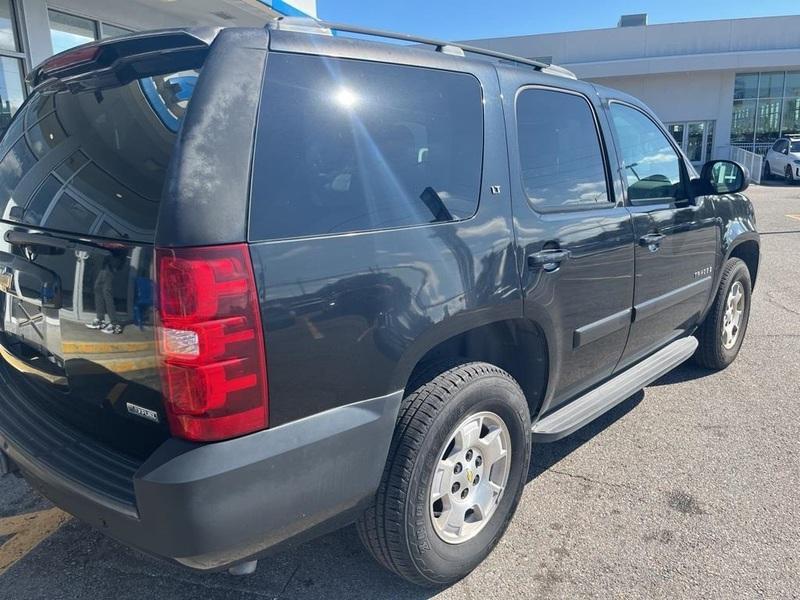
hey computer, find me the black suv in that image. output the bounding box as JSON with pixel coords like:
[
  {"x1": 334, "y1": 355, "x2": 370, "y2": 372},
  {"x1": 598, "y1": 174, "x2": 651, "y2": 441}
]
[{"x1": 0, "y1": 18, "x2": 759, "y2": 586}]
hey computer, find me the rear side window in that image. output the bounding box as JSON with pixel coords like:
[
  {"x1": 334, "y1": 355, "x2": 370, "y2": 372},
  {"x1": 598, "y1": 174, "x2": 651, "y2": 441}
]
[
  {"x1": 250, "y1": 54, "x2": 484, "y2": 240},
  {"x1": 516, "y1": 88, "x2": 610, "y2": 210},
  {"x1": 0, "y1": 69, "x2": 200, "y2": 241}
]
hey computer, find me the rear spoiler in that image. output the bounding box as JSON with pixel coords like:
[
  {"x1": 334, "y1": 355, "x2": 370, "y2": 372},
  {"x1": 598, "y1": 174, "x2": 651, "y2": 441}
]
[{"x1": 27, "y1": 27, "x2": 222, "y2": 91}]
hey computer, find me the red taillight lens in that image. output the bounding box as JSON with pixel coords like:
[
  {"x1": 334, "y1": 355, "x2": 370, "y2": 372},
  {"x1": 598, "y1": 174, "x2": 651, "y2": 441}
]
[{"x1": 156, "y1": 244, "x2": 268, "y2": 442}]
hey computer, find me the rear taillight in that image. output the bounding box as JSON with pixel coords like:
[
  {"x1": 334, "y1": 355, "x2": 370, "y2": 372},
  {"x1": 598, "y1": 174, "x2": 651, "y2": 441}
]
[{"x1": 156, "y1": 244, "x2": 268, "y2": 442}]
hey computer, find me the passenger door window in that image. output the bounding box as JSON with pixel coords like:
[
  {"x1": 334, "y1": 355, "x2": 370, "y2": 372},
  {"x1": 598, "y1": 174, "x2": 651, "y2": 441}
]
[
  {"x1": 250, "y1": 54, "x2": 484, "y2": 241},
  {"x1": 609, "y1": 104, "x2": 686, "y2": 203},
  {"x1": 516, "y1": 88, "x2": 610, "y2": 210}
]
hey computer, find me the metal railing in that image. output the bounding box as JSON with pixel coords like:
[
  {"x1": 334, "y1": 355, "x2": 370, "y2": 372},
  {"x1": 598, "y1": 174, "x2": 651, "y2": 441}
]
[
  {"x1": 731, "y1": 142, "x2": 774, "y2": 157},
  {"x1": 717, "y1": 145, "x2": 763, "y2": 185}
]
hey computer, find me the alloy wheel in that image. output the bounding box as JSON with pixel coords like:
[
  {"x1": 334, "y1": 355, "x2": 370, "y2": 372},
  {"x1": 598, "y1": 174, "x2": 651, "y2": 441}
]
[
  {"x1": 429, "y1": 411, "x2": 512, "y2": 544},
  {"x1": 721, "y1": 281, "x2": 745, "y2": 349}
]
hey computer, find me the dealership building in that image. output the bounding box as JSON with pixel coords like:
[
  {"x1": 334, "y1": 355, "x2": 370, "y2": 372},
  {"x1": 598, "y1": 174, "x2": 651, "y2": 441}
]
[
  {"x1": 466, "y1": 14, "x2": 800, "y2": 166},
  {"x1": 0, "y1": 5, "x2": 797, "y2": 167},
  {"x1": 0, "y1": 0, "x2": 316, "y2": 135}
]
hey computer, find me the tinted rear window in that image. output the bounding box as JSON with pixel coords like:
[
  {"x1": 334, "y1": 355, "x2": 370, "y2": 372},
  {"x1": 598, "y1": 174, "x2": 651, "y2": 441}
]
[
  {"x1": 0, "y1": 69, "x2": 199, "y2": 242},
  {"x1": 250, "y1": 53, "x2": 484, "y2": 241},
  {"x1": 516, "y1": 88, "x2": 610, "y2": 210}
]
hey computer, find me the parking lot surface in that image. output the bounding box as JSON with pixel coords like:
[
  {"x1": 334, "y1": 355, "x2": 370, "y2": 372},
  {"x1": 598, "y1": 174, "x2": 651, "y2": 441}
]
[{"x1": 1, "y1": 183, "x2": 798, "y2": 599}]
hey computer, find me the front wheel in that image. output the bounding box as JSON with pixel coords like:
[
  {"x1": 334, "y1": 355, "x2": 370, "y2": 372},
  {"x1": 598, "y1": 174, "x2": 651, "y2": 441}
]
[
  {"x1": 763, "y1": 161, "x2": 771, "y2": 181},
  {"x1": 694, "y1": 258, "x2": 752, "y2": 370},
  {"x1": 357, "y1": 362, "x2": 531, "y2": 586},
  {"x1": 786, "y1": 165, "x2": 796, "y2": 185}
]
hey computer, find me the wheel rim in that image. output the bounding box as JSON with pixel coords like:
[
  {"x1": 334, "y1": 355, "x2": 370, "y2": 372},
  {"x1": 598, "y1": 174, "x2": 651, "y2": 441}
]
[
  {"x1": 429, "y1": 411, "x2": 512, "y2": 545},
  {"x1": 722, "y1": 281, "x2": 746, "y2": 349}
]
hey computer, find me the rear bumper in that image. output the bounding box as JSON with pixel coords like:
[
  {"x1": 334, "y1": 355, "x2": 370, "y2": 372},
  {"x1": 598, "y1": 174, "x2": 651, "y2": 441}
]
[{"x1": 0, "y1": 390, "x2": 402, "y2": 570}]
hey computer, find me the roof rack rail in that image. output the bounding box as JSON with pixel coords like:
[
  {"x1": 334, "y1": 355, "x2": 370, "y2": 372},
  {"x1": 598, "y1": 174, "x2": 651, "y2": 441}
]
[{"x1": 267, "y1": 17, "x2": 574, "y2": 77}]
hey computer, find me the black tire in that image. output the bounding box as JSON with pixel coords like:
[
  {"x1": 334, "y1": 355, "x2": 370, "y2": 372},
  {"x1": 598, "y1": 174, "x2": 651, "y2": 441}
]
[
  {"x1": 694, "y1": 258, "x2": 752, "y2": 370},
  {"x1": 763, "y1": 161, "x2": 771, "y2": 181},
  {"x1": 357, "y1": 362, "x2": 531, "y2": 586},
  {"x1": 787, "y1": 165, "x2": 797, "y2": 185}
]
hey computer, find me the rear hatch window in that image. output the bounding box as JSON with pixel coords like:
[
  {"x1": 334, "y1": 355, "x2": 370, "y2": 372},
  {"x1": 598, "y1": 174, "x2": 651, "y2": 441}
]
[
  {"x1": 0, "y1": 69, "x2": 199, "y2": 240},
  {"x1": 0, "y1": 66, "x2": 200, "y2": 466}
]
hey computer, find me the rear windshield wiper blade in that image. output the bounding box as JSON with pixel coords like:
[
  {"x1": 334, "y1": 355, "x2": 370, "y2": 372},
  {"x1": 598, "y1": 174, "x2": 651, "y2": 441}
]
[{"x1": 5, "y1": 231, "x2": 112, "y2": 256}]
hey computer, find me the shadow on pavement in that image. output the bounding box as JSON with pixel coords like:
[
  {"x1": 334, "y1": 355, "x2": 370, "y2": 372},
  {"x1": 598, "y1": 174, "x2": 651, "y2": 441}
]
[
  {"x1": 527, "y1": 390, "x2": 644, "y2": 482},
  {"x1": 527, "y1": 355, "x2": 716, "y2": 481},
  {"x1": 3, "y1": 362, "x2": 715, "y2": 600},
  {"x1": 5, "y1": 393, "x2": 654, "y2": 600},
  {"x1": 755, "y1": 179, "x2": 800, "y2": 189},
  {"x1": 3, "y1": 512, "x2": 440, "y2": 600},
  {"x1": 649, "y1": 361, "x2": 715, "y2": 386}
]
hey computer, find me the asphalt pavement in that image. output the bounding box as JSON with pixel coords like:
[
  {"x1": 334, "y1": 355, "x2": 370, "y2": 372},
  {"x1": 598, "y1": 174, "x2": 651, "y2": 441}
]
[{"x1": 0, "y1": 182, "x2": 798, "y2": 599}]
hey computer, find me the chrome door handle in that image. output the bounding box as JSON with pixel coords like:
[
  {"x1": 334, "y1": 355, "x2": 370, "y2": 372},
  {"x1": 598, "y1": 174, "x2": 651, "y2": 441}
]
[
  {"x1": 639, "y1": 232, "x2": 665, "y2": 251},
  {"x1": 528, "y1": 248, "x2": 570, "y2": 271}
]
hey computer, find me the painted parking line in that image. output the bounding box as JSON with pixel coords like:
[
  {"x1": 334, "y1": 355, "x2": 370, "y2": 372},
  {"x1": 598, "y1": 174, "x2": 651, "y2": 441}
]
[
  {"x1": 69, "y1": 356, "x2": 157, "y2": 376},
  {"x1": 786, "y1": 214, "x2": 800, "y2": 222},
  {"x1": 0, "y1": 508, "x2": 70, "y2": 576},
  {"x1": 62, "y1": 340, "x2": 154, "y2": 355}
]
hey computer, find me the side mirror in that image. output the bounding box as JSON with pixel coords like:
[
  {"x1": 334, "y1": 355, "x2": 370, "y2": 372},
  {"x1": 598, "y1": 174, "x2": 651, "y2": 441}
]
[{"x1": 697, "y1": 160, "x2": 749, "y2": 195}]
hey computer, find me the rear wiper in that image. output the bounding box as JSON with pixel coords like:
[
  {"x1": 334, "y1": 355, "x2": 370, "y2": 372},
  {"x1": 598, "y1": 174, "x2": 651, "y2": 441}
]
[{"x1": 5, "y1": 231, "x2": 111, "y2": 256}]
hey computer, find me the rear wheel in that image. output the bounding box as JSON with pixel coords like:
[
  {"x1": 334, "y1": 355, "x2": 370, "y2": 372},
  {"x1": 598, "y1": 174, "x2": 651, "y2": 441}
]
[
  {"x1": 694, "y1": 258, "x2": 752, "y2": 370},
  {"x1": 357, "y1": 362, "x2": 531, "y2": 586}
]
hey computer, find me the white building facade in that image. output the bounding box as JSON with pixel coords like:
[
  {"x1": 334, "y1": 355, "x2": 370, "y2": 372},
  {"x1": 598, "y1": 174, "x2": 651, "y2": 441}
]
[
  {"x1": 466, "y1": 15, "x2": 800, "y2": 164},
  {"x1": 0, "y1": 0, "x2": 316, "y2": 136}
]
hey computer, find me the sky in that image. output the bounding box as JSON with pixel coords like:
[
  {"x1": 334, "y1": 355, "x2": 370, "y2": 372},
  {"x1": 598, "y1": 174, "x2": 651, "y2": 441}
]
[{"x1": 315, "y1": 0, "x2": 800, "y2": 41}]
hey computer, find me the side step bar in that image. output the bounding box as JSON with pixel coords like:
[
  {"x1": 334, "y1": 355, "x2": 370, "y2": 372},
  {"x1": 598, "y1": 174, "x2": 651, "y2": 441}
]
[{"x1": 532, "y1": 336, "x2": 699, "y2": 443}]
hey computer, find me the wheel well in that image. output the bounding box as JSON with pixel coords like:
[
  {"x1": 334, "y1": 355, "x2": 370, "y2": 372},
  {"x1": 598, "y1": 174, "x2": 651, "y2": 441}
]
[
  {"x1": 729, "y1": 240, "x2": 759, "y2": 288},
  {"x1": 405, "y1": 319, "x2": 549, "y2": 420}
]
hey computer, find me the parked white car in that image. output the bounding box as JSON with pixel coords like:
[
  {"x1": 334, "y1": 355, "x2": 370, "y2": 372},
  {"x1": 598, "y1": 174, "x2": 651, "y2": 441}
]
[{"x1": 764, "y1": 137, "x2": 800, "y2": 184}]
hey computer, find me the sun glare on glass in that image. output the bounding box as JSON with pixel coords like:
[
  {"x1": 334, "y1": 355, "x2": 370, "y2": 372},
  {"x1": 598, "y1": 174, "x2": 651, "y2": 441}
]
[{"x1": 334, "y1": 87, "x2": 359, "y2": 109}]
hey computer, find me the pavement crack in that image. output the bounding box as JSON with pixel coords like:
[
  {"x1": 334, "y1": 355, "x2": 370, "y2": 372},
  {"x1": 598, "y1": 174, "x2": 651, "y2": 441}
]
[
  {"x1": 535, "y1": 465, "x2": 634, "y2": 490},
  {"x1": 750, "y1": 333, "x2": 800, "y2": 338},
  {"x1": 765, "y1": 292, "x2": 800, "y2": 316},
  {"x1": 275, "y1": 561, "x2": 302, "y2": 599}
]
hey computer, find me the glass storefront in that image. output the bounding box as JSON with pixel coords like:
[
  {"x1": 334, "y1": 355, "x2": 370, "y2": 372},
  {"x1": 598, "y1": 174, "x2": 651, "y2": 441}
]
[
  {"x1": 0, "y1": 0, "x2": 24, "y2": 137},
  {"x1": 732, "y1": 71, "x2": 800, "y2": 154},
  {"x1": 666, "y1": 120, "x2": 715, "y2": 166}
]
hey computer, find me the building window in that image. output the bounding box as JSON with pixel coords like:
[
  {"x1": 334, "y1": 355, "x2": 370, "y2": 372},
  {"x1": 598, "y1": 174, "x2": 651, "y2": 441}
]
[
  {"x1": 732, "y1": 71, "x2": 800, "y2": 154},
  {"x1": 0, "y1": 0, "x2": 19, "y2": 52},
  {"x1": 0, "y1": 0, "x2": 25, "y2": 137},
  {"x1": 48, "y1": 10, "x2": 97, "y2": 54},
  {"x1": 48, "y1": 9, "x2": 134, "y2": 54},
  {"x1": 101, "y1": 23, "x2": 133, "y2": 39}
]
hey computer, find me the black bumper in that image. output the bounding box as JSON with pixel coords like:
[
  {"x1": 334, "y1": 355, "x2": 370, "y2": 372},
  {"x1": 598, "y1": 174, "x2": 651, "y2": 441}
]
[{"x1": 0, "y1": 390, "x2": 402, "y2": 570}]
